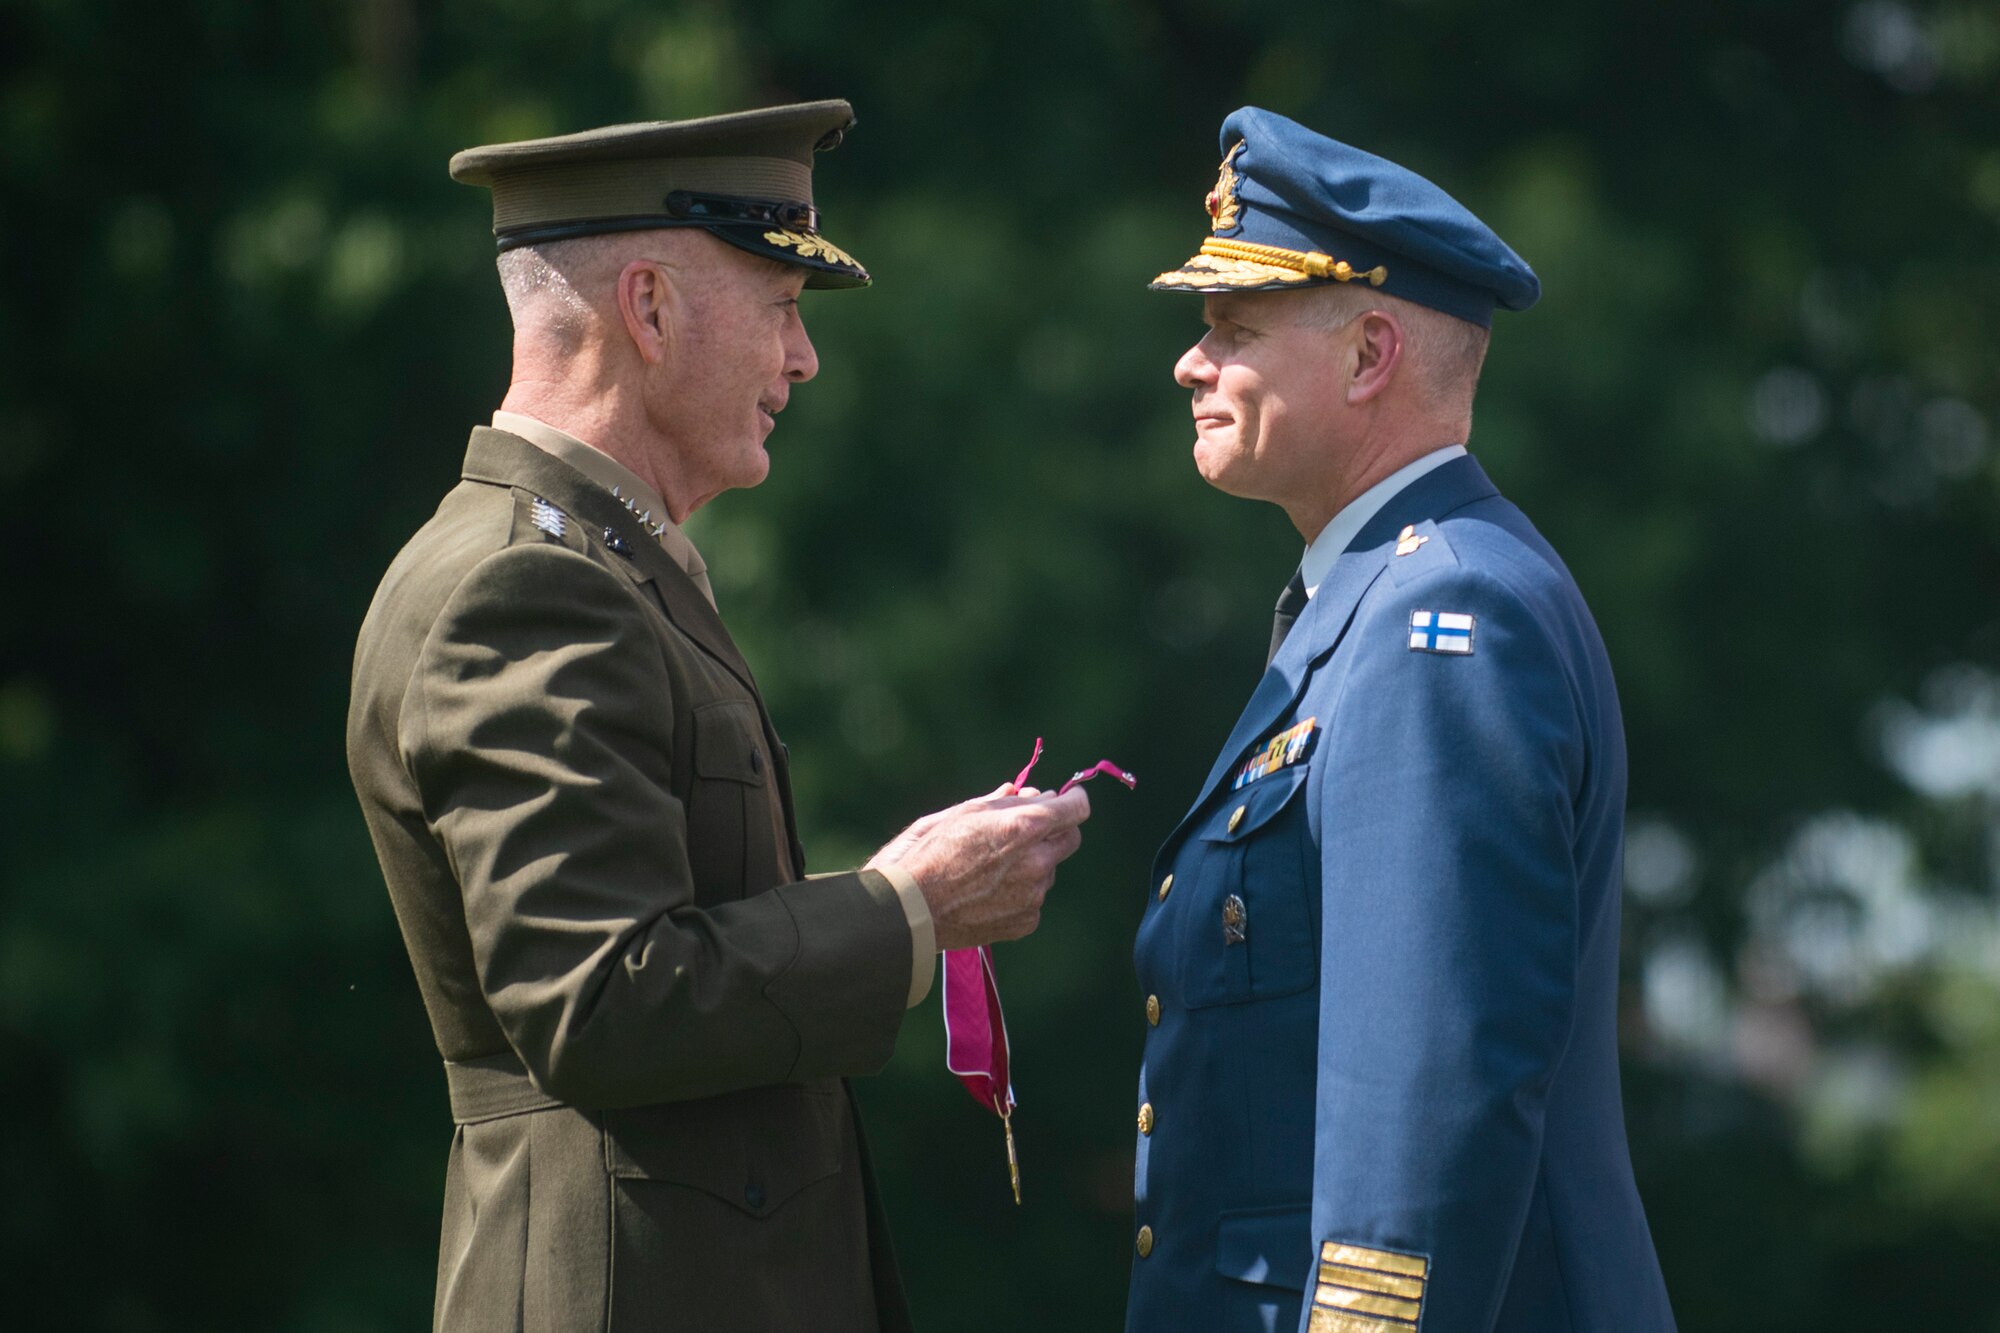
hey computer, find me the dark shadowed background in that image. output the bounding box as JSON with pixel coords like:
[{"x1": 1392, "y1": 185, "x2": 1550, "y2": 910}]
[{"x1": 4, "y1": 0, "x2": 1999, "y2": 1327}]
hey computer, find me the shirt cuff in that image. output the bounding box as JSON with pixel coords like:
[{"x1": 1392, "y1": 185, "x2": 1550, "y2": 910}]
[{"x1": 876, "y1": 863, "x2": 937, "y2": 1007}]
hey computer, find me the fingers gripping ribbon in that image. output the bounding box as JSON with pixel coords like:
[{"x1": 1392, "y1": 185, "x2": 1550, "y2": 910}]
[{"x1": 942, "y1": 738, "x2": 1134, "y2": 1204}]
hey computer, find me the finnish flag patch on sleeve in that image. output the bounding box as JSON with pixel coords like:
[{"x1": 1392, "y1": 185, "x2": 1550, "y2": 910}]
[{"x1": 1409, "y1": 609, "x2": 1475, "y2": 654}]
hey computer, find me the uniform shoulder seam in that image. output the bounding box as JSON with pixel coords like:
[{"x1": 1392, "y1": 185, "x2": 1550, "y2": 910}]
[{"x1": 395, "y1": 538, "x2": 650, "y2": 781}]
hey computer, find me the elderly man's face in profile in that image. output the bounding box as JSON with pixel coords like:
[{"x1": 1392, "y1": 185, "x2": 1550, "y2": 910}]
[
  {"x1": 1173, "y1": 290, "x2": 1348, "y2": 506},
  {"x1": 647, "y1": 238, "x2": 820, "y2": 502}
]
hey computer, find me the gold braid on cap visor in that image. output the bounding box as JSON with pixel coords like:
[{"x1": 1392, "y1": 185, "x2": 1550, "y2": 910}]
[
  {"x1": 1153, "y1": 237, "x2": 1392, "y2": 288},
  {"x1": 1200, "y1": 237, "x2": 1387, "y2": 284}
]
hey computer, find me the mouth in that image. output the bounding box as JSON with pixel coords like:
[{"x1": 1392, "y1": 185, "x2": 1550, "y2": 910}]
[{"x1": 758, "y1": 396, "x2": 786, "y2": 426}]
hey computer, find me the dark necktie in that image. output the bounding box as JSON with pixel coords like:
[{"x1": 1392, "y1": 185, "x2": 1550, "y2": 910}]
[{"x1": 1267, "y1": 568, "x2": 1308, "y2": 667}]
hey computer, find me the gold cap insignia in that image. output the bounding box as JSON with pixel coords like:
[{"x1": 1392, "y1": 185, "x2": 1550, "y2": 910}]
[
  {"x1": 1154, "y1": 136, "x2": 1391, "y2": 294},
  {"x1": 1205, "y1": 142, "x2": 1244, "y2": 233},
  {"x1": 762, "y1": 228, "x2": 861, "y2": 270}
]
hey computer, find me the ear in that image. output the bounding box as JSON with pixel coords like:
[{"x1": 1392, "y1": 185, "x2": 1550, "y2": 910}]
[
  {"x1": 1346, "y1": 309, "x2": 1406, "y2": 406},
  {"x1": 614, "y1": 258, "x2": 680, "y2": 366}
]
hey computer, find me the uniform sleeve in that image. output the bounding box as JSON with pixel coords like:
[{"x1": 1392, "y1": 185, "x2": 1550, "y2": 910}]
[
  {"x1": 1301, "y1": 566, "x2": 1584, "y2": 1333},
  {"x1": 400, "y1": 540, "x2": 913, "y2": 1108},
  {"x1": 876, "y1": 862, "x2": 938, "y2": 1006}
]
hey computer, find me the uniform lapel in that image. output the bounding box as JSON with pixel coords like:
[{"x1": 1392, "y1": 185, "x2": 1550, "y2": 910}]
[
  {"x1": 1170, "y1": 455, "x2": 1503, "y2": 836},
  {"x1": 1180, "y1": 542, "x2": 1391, "y2": 823},
  {"x1": 641, "y1": 553, "x2": 760, "y2": 693},
  {"x1": 461, "y1": 429, "x2": 810, "y2": 878},
  {"x1": 461, "y1": 428, "x2": 761, "y2": 697}
]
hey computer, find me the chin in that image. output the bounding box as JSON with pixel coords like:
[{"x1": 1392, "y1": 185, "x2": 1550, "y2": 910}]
[{"x1": 1191, "y1": 438, "x2": 1240, "y2": 492}]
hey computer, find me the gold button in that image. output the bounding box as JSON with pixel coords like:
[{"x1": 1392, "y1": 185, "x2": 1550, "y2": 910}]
[
  {"x1": 1146, "y1": 995, "x2": 1161, "y2": 1025},
  {"x1": 1135, "y1": 1225, "x2": 1154, "y2": 1257},
  {"x1": 1137, "y1": 1103, "x2": 1154, "y2": 1135},
  {"x1": 1228, "y1": 805, "x2": 1247, "y2": 833},
  {"x1": 1158, "y1": 873, "x2": 1174, "y2": 901}
]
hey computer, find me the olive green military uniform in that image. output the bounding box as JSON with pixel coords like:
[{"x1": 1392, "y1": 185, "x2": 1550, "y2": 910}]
[{"x1": 345, "y1": 104, "x2": 923, "y2": 1332}]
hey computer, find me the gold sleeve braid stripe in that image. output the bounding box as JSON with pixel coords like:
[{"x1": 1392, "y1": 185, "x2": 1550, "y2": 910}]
[
  {"x1": 1321, "y1": 1243, "x2": 1428, "y2": 1277},
  {"x1": 1306, "y1": 1241, "x2": 1429, "y2": 1333},
  {"x1": 1318, "y1": 1263, "x2": 1424, "y2": 1299},
  {"x1": 1308, "y1": 1312, "x2": 1418, "y2": 1333},
  {"x1": 1315, "y1": 1286, "x2": 1421, "y2": 1320}
]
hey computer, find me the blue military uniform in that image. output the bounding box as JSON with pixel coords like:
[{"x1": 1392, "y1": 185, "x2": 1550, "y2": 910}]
[{"x1": 1129, "y1": 110, "x2": 1675, "y2": 1333}]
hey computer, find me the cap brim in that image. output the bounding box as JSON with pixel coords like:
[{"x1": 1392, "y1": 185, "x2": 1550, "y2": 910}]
[
  {"x1": 1148, "y1": 251, "x2": 1325, "y2": 293},
  {"x1": 449, "y1": 101, "x2": 857, "y2": 184},
  {"x1": 709, "y1": 224, "x2": 870, "y2": 290}
]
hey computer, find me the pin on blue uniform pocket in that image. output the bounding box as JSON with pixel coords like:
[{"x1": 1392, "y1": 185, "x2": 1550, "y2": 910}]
[
  {"x1": 1222, "y1": 894, "x2": 1247, "y2": 945},
  {"x1": 1179, "y1": 762, "x2": 1317, "y2": 1007}
]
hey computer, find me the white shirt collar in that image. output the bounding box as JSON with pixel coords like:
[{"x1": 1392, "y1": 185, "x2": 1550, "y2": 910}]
[{"x1": 1300, "y1": 445, "x2": 1467, "y2": 597}]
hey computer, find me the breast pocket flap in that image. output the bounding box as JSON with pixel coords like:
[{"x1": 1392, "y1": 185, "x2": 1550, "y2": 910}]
[{"x1": 1196, "y1": 763, "x2": 1310, "y2": 844}]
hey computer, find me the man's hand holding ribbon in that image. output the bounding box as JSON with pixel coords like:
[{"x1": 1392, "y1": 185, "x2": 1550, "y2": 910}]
[{"x1": 866, "y1": 783, "x2": 1092, "y2": 950}]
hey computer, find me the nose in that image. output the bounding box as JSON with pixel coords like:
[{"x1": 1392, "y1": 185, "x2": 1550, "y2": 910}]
[
  {"x1": 1174, "y1": 338, "x2": 1216, "y2": 390},
  {"x1": 785, "y1": 306, "x2": 819, "y2": 383}
]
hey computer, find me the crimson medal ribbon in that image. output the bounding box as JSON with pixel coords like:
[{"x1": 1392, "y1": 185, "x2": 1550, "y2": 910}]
[{"x1": 942, "y1": 737, "x2": 1135, "y2": 1203}]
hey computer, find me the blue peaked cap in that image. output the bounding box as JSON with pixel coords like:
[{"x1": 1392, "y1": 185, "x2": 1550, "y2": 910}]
[{"x1": 1151, "y1": 107, "x2": 1540, "y2": 327}]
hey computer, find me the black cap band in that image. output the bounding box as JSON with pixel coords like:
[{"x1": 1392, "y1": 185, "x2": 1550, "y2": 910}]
[
  {"x1": 664, "y1": 189, "x2": 819, "y2": 232},
  {"x1": 495, "y1": 190, "x2": 824, "y2": 253}
]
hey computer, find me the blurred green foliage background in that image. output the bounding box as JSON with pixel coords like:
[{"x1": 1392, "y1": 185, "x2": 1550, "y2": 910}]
[{"x1": 4, "y1": 0, "x2": 1999, "y2": 1327}]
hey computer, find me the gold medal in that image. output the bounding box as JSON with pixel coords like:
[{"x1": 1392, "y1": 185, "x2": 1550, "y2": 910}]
[{"x1": 1000, "y1": 1101, "x2": 1021, "y2": 1205}]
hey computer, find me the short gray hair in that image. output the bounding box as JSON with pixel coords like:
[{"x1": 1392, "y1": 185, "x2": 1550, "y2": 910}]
[
  {"x1": 1296, "y1": 283, "x2": 1491, "y2": 417},
  {"x1": 495, "y1": 232, "x2": 664, "y2": 355}
]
